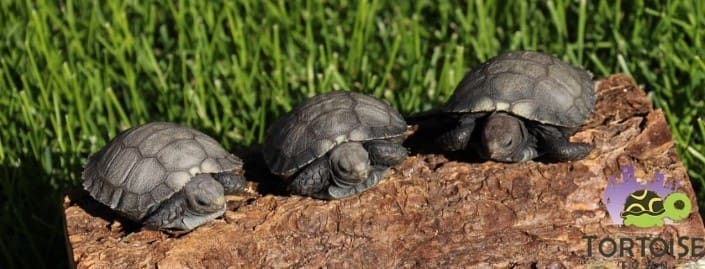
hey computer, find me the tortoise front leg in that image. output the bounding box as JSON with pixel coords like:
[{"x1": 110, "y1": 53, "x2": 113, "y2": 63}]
[
  {"x1": 213, "y1": 172, "x2": 246, "y2": 195},
  {"x1": 534, "y1": 125, "x2": 591, "y2": 161},
  {"x1": 436, "y1": 114, "x2": 481, "y2": 151},
  {"x1": 364, "y1": 140, "x2": 408, "y2": 166},
  {"x1": 287, "y1": 158, "x2": 331, "y2": 197}
]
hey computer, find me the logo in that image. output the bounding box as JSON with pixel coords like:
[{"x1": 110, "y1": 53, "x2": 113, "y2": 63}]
[
  {"x1": 581, "y1": 166, "x2": 702, "y2": 265},
  {"x1": 602, "y1": 165, "x2": 692, "y2": 227}
]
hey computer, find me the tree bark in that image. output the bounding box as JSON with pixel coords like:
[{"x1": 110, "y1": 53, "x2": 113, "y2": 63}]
[{"x1": 64, "y1": 74, "x2": 705, "y2": 268}]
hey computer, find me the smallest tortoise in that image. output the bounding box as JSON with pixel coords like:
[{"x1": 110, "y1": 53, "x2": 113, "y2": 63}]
[
  {"x1": 435, "y1": 51, "x2": 596, "y2": 162},
  {"x1": 82, "y1": 122, "x2": 246, "y2": 231},
  {"x1": 263, "y1": 91, "x2": 409, "y2": 200}
]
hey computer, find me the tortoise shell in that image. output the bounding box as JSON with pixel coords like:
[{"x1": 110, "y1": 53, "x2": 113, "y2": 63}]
[
  {"x1": 441, "y1": 51, "x2": 596, "y2": 128},
  {"x1": 82, "y1": 122, "x2": 243, "y2": 221},
  {"x1": 263, "y1": 91, "x2": 407, "y2": 177}
]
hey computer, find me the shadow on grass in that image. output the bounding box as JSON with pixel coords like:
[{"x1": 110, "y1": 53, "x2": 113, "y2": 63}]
[{"x1": 0, "y1": 156, "x2": 71, "y2": 269}]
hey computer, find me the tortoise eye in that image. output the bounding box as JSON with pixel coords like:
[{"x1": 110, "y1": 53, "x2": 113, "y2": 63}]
[
  {"x1": 196, "y1": 197, "x2": 209, "y2": 207},
  {"x1": 338, "y1": 164, "x2": 349, "y2": 173},
  {"x1": 503, "y1": 138, "x2": 513, "y2": 147}
]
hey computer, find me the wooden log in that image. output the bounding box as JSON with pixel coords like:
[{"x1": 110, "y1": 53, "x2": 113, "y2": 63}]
[{"x1": 63, "y1": 74, "x2": 705, "y2": 268}]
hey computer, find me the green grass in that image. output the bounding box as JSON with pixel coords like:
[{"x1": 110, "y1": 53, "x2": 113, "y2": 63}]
[{"x1": 1, "y1": 0, "x2": 703, "y2": 268}]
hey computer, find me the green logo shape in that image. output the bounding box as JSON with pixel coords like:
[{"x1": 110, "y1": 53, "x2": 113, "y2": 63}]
[{"x1": 621, "y1": 190, "x2": 692, "y2": 228}]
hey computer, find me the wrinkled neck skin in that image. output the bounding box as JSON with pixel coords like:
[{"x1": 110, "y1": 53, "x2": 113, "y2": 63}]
[
  {"x1": 320, "y1": 142, "x2": 375, "y2": 199},
  {"x1": 328, "y1": 142, "x2": 370, "y2": 184},
  {"x1": 330, "y1": 172, "x2": 361, "y2": 189},
  {"x1": 142, "y1": 191, "x2": 226, "y2": 231},
  {"x1": 323, "y1": 165, "x2": 387, "y2": 200},
  {"x1": 327, "y1": 162, "x2": 365, "y2": 198}
]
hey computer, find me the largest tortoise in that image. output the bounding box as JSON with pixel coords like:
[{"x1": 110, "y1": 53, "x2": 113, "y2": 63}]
[
  {"x1": 82, "y1": 122, "x2": 245, "y2": 231},
  {"x1": 263, "y1": 91, "x2": 408, "y2": 199},
  {"x1": 435, "y1": 50, "x2": 597, "y2": 162}
]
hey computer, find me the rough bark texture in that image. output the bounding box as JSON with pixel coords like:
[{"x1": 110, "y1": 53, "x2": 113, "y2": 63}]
[{"x1": 64, "y1": 74, "x2": 705, "y2": 268}]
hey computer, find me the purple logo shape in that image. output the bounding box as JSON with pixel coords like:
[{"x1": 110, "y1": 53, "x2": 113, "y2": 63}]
[{"x1": 602, "y1": 165, "x2": 679, "y2": 224}]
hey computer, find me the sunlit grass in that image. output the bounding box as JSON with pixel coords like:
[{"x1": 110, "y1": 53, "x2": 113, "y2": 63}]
[{"x1": 1, "y1": 0, "x2": 703, "y2": 268}]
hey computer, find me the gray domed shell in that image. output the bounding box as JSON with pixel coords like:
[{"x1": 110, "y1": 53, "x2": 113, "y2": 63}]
[
  {"x1": 263, "y1": 91, "x2": 407, "y2": 177},
  {"x1": 82, "y1": 122, "x2": 243, "y2": 221},
  {"x1": 441, "y1": 51, "x2": 596, "y2": 127}
]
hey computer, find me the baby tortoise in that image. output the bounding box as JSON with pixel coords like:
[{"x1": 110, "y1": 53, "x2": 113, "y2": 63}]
[
  {"x1": 436, "y1": 51, "x2": 596, "y2": 162},
  {"x1": 82, "y1": 122, "x2": 245, "y2": 231},
  {"x1": 263, "y1": 91, "x2": 408, "y2": 200}
]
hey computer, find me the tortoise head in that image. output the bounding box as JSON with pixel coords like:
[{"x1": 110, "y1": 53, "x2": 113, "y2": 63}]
[
  {"x1": 329, "y1": 142, "x2": 370, "y2": 184},
  {"x1": 184, "y1": 174, "x2": 226, "y2": 214},
  {"x1": 482, "y1": 113, "x2": 527, "y2": 162},
  {"x1": 143, "y1": 174, "x2": 226, "y2": 231}
]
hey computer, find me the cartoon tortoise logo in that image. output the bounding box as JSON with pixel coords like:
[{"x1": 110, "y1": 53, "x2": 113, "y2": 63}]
[{"x1": 621, "y1": 189, "x2": 692, "y2": 228}]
